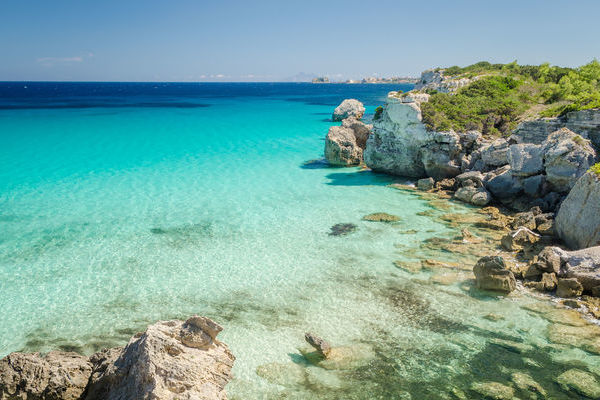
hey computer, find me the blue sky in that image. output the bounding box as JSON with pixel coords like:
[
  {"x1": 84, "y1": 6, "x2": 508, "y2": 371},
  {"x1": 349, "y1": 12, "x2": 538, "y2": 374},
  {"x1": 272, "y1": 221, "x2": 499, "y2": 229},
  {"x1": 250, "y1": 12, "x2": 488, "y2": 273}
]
[{"x1": 1, "y1": 0, "x2": 599, "y2": 81}]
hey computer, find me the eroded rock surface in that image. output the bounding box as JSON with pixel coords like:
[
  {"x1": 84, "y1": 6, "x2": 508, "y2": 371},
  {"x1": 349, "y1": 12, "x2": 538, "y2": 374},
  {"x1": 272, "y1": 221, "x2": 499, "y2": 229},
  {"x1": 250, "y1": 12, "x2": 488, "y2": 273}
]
[
  {"x1": 332, "y1": 99, "x2": 365, "y2": 121},
  {"x1": 0, "y1": 316, "x2": 234, "y2": 400},
  {"x1": 473, "y1": 256, "x2": 516, "y2": 293}
]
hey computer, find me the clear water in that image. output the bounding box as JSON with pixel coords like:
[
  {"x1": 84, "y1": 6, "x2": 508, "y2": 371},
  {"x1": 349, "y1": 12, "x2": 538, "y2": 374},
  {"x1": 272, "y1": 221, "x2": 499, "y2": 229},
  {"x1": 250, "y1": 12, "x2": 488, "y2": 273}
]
[{"x1": 0, "y1": 82, "x2": 598, "y2": 399}]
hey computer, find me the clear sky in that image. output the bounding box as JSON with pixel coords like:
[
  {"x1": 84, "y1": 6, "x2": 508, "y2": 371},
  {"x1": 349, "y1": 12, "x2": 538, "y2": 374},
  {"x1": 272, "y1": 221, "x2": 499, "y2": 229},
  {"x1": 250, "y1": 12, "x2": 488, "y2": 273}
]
[{"x1": 1, "y1": 0, "x2": 599, "y2": 81}]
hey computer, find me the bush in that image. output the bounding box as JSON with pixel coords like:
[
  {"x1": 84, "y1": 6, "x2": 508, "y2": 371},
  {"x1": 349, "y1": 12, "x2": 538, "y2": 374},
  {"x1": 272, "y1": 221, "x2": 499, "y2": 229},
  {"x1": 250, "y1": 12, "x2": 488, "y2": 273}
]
[{"x1": 373, "y1": 106, "x2": 383, "y2": 121}]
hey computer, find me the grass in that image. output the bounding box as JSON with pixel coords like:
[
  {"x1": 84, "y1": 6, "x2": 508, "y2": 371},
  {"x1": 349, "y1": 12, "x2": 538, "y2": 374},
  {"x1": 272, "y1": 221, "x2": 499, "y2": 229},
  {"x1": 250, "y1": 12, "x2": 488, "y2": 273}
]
[
  {"x1": 419, "y1": 60, "x2": 600, "y2": 136},
  {"x1": 590, "y1": 162, "x2": 600, "y2": 177}
]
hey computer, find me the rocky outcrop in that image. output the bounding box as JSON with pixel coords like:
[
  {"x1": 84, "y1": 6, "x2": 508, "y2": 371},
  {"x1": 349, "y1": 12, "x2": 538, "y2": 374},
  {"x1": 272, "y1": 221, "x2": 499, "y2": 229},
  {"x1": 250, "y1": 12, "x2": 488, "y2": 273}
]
[
  {"x1": 0, "y1": 316, "x2": 235, "y2": 400},
  {"x1": 324, "y1": 117, "x2": 372, "y2": 166},
  {"x1": 473, "y1": 256, "x2": 517, "y2": 293},
  {"x1": 413, "y1": 69, "x2": 472, "y2": 93},
  {"x1": 332, "y1": 99, "x2": 365, "y2": 121},
  {"x1": 511, "y1": 108, "x2": 600, "y2": 150},
  {"x1": 0, "y1": 352, "x2": 92, "y2": 400},
  {"x1": 556, "y1": 170, "x2": 600, "y2": 249},
  {"x1": 364, "y1": 92, "x2": 471, "y2": 180}
]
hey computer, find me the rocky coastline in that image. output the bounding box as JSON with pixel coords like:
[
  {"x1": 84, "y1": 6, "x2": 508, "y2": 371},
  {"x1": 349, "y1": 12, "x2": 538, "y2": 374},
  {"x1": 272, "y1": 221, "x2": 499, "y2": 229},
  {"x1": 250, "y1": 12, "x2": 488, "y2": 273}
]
[
  {"x1": 0, "y1": 316, "x2": 234, "y2": 400},
  {"x1": 324, "y1": 67, "x2": 600, "y2": 320}
]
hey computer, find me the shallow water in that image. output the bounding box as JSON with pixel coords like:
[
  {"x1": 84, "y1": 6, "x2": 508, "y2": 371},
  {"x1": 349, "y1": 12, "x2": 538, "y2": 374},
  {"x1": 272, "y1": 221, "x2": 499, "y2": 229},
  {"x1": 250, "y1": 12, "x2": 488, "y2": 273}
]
[{"x1": 0, "y1": 82, "x2": 599, "y2": 399}]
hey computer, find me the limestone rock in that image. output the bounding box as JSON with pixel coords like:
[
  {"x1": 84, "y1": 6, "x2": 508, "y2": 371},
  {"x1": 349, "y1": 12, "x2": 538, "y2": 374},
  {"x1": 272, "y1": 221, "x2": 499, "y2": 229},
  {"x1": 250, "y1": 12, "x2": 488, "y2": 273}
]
[
  {"x1": 485, "y1": 168, "x2": 522, "y2": 199},
  {"x1": 417, "y1": 177, "x2": 434, "y2": 191},
  {"x1": 501, "y1": 227, "x2": 540, "y2": 252},
  {"x1": 556, "y1": 171, "x2": 600, "y2": 249},
  {"x1": 304, "y1": 333, "x2": 331, "y2": 358},
  {"x1": 535, "y1": 246, "x2": 565, "y2": 274},
  {"x1": 481, "y1": 138, "x2": 510, "y2": 168},
  {"x1": 0, "y1": 351, "x2": 92, "y2": 400},
  {"x1": 560, "y1": 246, "x2": 600, "y2": 292},
  {"x1": 555, "y1": 369, "x2": 600, "y2": 399},
  {"x1": 86, "y1": 316, "x2": 234, "y2": 400},
  {"x1": 508, "y1": 143, "x2": 544, "y2": 177},
  {"x1": 511, "y1": 372, "x2": 546, "y2": 398},
  {"x1": 511, "y1": 212, "x2": 537, "y2": 231},
  {"x1": 454, "y1": 186, "x2": 491, "y2": 206},
  {"x1": 332, "y1": 99, "x2": 365, "y2": 121},
  {"x1": 456, "y1": 171, "x2": 484, "y2": 187},
  {"x1": 325, "y1": 125, "x2": 363, "y2": 166},
  {"x1": 556, "y1": 278, "x2": 584, "y2": 298},
  {"x1": 473, "y1": 256, "x2": 516, "y2": 293},
  {"x1": 362, "y1": 212, "x2": 400, "y2": 222},
  {"x1": 542, "y1": 128, "x2": 596, "y2": 193}
]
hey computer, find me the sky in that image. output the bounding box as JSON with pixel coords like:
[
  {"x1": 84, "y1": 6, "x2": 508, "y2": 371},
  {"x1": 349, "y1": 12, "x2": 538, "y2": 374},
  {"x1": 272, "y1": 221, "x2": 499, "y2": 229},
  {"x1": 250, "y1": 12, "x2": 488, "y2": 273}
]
[{"x1": 1, "y1": 0, "x2": 599, "y2": 82}]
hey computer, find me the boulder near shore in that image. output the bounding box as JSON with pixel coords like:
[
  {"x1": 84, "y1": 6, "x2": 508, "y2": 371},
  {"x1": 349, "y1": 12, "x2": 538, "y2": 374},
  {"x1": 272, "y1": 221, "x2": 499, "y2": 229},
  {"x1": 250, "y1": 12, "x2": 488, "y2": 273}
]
[{"x1": 0, "y1": 316, "x2": 235, "y2": 400}]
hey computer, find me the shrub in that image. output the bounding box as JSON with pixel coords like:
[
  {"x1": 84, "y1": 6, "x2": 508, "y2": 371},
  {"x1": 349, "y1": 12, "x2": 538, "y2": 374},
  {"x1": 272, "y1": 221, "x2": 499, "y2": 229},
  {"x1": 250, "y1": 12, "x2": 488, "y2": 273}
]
[
  {"x1": 373, "y1": 106, "x2": 383, "y2": 120},
  {"x1": 590, "y1": 162, "x2": 600, "y2": 177}
]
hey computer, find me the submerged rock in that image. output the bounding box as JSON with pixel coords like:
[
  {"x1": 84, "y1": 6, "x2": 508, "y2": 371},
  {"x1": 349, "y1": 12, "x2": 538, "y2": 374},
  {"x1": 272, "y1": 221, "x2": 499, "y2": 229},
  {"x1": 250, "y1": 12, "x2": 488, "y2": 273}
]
[
  {"x1": 470, "y1": 381, "x2": 514, "y2": 400},
  {"x1": 555, "y1": 171, "x2": 600, "y2": 250},
  {"x1": 510, "y1": 372, "x2": 546, "y2": 398},
  {"x1": 473, "y1": 256, "x2": 516, "y2": 293},
  {"x1": 362, "y1": 213, "x2": 400, "y2": 222},
  {"x1": 332, "y1": 99, "x2": 365, "y2": 121},
  {"x1": 417, "y1": 177, "x2": 434, "y2": 191},
  {"x1": 328, "y1": 223, "x2": 357, "y2": 236},
  {"x1": 555, "y1": 369, "x2": 600, "y2": 398}
]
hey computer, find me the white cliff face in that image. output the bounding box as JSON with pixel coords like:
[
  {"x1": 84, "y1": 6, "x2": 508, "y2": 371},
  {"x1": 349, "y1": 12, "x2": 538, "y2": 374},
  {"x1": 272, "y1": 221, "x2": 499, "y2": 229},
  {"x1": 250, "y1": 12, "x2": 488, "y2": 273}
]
[
  {"x1": 364, "y1": 94, "x2": 429, "y2": 177},
  {"x1": 364, "y1": 92, "x2": 463, "y2": 180}
]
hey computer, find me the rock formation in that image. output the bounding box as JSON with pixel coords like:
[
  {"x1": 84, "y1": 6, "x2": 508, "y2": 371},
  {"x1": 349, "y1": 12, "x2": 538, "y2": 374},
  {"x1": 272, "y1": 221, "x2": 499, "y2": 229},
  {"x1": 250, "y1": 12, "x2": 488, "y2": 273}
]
[
  {"x1": 0, "y1": 316, "x2": 235, "y2": 400},
  {"x1": 556, "y1": 170, "x2": 600, "y2": 249},
  {"x1": 473, "y1": 256, "x2": 516, "y2": 293},
  {"x1": 324, "y1": 117, "x2": 372, "y2": 166},
  {"x1": 332, "y1": 99, "x2": 365, "y2": 121}
]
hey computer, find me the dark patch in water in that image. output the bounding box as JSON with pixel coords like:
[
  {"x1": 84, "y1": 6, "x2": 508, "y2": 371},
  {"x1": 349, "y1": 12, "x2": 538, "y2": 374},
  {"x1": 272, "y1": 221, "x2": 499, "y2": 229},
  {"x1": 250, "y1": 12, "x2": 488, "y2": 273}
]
[
  {"x1": 325, "y1": 171, "x2": 397, "y2": 186},
  {"x1": 149, "y1": 221, "x2": 218, "y2": 248},
  {"x1": 300, "y1": 158, "x2": 331, "y2": 169},
  {"x1": 328, "y1": 223, "x2": 357, "y2": 236}
]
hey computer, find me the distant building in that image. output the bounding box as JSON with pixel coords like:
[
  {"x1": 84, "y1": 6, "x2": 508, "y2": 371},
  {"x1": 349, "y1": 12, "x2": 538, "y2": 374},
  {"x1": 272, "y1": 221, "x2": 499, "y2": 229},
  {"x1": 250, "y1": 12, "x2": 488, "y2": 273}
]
[{"x1": 311, "y1": 77, "x2": 330, "y2": 83}]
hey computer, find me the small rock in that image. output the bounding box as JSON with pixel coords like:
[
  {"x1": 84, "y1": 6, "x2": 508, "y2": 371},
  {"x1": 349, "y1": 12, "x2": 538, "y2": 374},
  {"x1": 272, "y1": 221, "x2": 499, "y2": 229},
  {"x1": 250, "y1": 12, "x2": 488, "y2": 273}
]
[
  {"x1": 362, "y1": 213, "x2": 400, "y2": 222},
  {"x1": 473, "y1": 256, "x2": 516, "y2": 293},
  {"x1": 511, "y1": 372, "x2": 546, "y2": 398},
  {"x1": 511, "y1": 212, "x2": 536, "y2": 230},
  {"x1": 556, "y1": 278, "x2": 584, "y2": 298},
  {"x1": 305, "y1": 333, "x2": 331, "y2": 358},
  {"x1": 417, "y1": 177, "x2": 435, "y2": 191},
  {"x1": 332, "y1": 99, "x2": 365, "y2": 121},
  {"x1": 501, "y1": 227, "x2": 540, "y2": 252}
]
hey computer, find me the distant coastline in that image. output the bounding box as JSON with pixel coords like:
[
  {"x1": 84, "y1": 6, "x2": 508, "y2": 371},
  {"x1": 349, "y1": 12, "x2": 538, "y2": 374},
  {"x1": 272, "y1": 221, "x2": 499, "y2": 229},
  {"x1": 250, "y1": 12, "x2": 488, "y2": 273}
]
[{"x1": 312, "y1": 76, "x2": 418, "y2": 84}]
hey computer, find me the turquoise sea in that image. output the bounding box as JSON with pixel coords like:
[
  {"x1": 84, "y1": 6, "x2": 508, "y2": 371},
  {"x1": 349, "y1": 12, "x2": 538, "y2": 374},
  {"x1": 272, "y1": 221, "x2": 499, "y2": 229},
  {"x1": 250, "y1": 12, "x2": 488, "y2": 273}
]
[{"x1": 0, "y1": 82, "x2": 598, "y2": 399}]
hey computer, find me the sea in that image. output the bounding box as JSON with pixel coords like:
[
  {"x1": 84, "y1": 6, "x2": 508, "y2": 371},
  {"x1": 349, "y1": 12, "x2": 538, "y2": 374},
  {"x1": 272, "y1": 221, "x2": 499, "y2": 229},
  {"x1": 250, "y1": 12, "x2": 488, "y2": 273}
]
[{"x1": 0, "y1": 82, "x2": 597, "y2": 399}]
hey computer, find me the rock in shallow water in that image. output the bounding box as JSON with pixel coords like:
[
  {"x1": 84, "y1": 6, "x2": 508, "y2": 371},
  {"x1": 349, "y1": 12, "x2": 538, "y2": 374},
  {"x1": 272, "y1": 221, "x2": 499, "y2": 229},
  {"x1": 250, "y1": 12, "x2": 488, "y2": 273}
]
[
  {"x1": 362, "y1": 212, "x2": 400, "y2": 222},
  {"x1": 473, "y1": 256, "x2": 516, "y2": 293},
  {"x1": 328, "y1": 223, "x2": 357, "y2": 236},
  {"x1": 555, "y1": 369, "x2": 600, "y2": 398}
]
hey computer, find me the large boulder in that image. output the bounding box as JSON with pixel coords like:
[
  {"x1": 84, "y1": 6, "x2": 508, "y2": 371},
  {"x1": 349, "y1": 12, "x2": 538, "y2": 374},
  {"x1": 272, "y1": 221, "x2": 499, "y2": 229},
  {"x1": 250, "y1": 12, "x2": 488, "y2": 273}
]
[
  {"x1": 556, "y1": 170, "x2": 600, "y2": 249},
  {"x1": 508, "y1": 143, "x2": 544, "y2": 177},
  {"x1": 0, "y1": 351, "x2": 92, "y2": 400},
  {"x1": 332, "y1": 99, "x2": 365, "y2": 121},
  {"x1": 473, "y1": 256, "x2": 517, "y2": 293},
  {"x1": 86, "y1": 316, "x2": 235, "y2": 400},
  {"x1": 481, "y1": 138, "x2": 510, "y2": 169},
  {"x1": 542, "y1": 128, "x2": 596, "y2": 193},
  {"x1": 0, "y1": 316, "x2": 235, "y2": 400},
  {"x1": 324, "y1": 118, "x2": 372, "y2": 166}
]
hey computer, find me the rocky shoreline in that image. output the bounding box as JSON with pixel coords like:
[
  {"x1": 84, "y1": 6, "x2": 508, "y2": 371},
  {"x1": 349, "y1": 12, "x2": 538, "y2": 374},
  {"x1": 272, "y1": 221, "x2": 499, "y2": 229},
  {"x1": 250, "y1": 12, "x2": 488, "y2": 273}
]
[
  {"x1": 0, "y1": 316, "x2": 234, "y2": 400},
  {"x1": 324, "y1": 68, "x2": 600, "y2": 320}
]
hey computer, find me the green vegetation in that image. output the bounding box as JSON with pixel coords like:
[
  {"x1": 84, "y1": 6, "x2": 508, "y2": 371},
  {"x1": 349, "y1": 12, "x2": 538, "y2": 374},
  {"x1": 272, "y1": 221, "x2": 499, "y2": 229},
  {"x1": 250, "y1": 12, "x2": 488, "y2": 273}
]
[
  {"x1": 590, "y1": 162, "x2": 600, "y2": 177},
  {"x1": 374, "y1": 106, "x2": 383, "y2": 121},
  {"x1": 420, "y1": 60, "x2": 600, "y2": 136}
]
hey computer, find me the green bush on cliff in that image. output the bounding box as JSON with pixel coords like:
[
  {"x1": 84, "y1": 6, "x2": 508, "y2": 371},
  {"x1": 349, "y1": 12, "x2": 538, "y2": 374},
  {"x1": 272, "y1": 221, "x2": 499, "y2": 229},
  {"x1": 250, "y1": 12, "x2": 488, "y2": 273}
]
[
  {"x1": 590, "y1": 162, "x2": 600, "y2": 177},
  {"x1": 374, "y1": 106, "x2": 383, "y2": 121},
  {"x1": 421, "y1": 60, "x2": 600, "y2": 136}
]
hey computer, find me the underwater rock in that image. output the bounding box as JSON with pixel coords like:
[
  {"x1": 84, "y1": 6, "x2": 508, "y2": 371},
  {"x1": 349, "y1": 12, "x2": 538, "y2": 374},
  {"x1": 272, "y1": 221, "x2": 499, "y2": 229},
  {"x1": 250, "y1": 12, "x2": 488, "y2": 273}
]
[
  {"x1": 473, "y1": 256, "x2": 516, "y2": 293},
  {"x1": 394, "y1": 260, "x2": 423, "y2": 274},
  {"x1": 304, "y1": 333, "x2": 331, "y2": 358},
  {"x1": 555, "y1": 369, "x2": 600, "y2": 399},
  {"x1": 328, "y1": 223, "x2": 357, "y2": 236},
  {"x1": 0, "y1": 351, "x2": 92, "y2": 400},
  {"x1": 470, "y1": 381, "x2": 514, "y2": 400},
  {"x1": 510, "y1": 372, "x2": 546, "y2": 398},
  {"x1": 255, "y1": 362, "x2": 306, "y2": 387},
  {"x1": 316, "y1": 344, "x2": 375, "y2": 371},
  {"x1": 332, "y1": 99, "x2": 365, "y2": 121},
  {"x1": 489, "y1": 338, "x2": 534, "y2": 354},
  {"x1": 362, "y1": 212, "x2": 400, "y2": 222},
  {"x1": 547, "y1": 322, "x2": 600, "y2": 354},
  {"x1": 556, "y1": 278, "x2": 584, "y2": 298}
]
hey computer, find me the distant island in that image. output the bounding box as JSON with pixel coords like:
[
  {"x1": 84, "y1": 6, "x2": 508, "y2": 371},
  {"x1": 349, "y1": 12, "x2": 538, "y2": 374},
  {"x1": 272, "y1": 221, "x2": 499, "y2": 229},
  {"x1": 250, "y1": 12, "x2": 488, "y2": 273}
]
[{"x1": 311, "y1": 76, "x2": 418, "y2": 84}]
